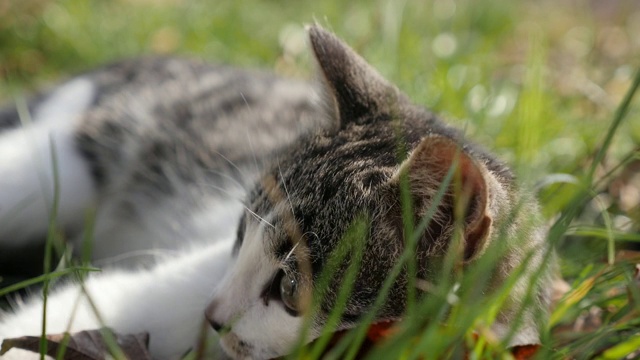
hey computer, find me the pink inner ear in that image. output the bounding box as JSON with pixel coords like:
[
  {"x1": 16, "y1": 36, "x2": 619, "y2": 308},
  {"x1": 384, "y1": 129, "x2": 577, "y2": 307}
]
[
  {"x1": 405, "y1": 136, "x2": 492, "y2": 261},
  {"x1": 464, "y1": 214, "x2": 492, "y2": 261},
  {"x1": 457, "y1": 154, "x2": 492, "y2": 261},
  {"x1": 459, "y1": 155, "x2": 488, "y2": 217}
]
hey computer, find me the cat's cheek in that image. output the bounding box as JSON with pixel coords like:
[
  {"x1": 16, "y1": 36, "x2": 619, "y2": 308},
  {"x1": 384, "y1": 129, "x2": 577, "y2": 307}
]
[
  {"x1": 218, "y1": 332, "x2": 254, "y2": 359},
  {"x1": 221, "y1": 307, "x2": 307, "y2": 359}
]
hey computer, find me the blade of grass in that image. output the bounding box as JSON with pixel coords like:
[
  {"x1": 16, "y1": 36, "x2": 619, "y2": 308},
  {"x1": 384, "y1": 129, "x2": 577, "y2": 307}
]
[
  {"x1": 550, "y1": 271, "x2": 600, "y2": 327},
  {"x1": 289, "y1": 214, "x2": 369, "y2": 359},
  {"x1": 587, "y1": 69, "x2": 640, "y2": 181},
  {"x1": 597, "y1": 334, "x2": 640, "y2": 360},
  {"x1": 337, "y1": 164, "x2": 457, "y2": 360},
  {"x1": 0, "y1": 267, "x2": 99, "y2": 297},
  {"x1": 551, "y1": 67, "x2": 640, "y2": 248},
  {"x1": 40, "y1": 135, "x2": 61, "y2": 360},
  {"x1": 306, "y1": 215, "x2": 368, "y2": 359},
  {"x1": 567, "y1": 227, "x2": 640, "y2": 242}
]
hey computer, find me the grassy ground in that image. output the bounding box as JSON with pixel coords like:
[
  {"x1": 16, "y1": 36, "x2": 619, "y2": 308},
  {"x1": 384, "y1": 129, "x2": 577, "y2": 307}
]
[{"x1": 1, "y1": 0, "x2": 640, "y2": 358}]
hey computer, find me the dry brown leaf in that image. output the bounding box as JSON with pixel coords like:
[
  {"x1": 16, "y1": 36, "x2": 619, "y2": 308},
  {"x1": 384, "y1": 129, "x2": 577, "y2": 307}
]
[
  {"x1": 312, "y1": 322, "x2": 542, "y2": 359},
  {"x1": 0, "y1": 328, "x2": 151, "y2": 360},
  {"x1": 511, "y1": 344, "x2": 541, "y2": 360}
]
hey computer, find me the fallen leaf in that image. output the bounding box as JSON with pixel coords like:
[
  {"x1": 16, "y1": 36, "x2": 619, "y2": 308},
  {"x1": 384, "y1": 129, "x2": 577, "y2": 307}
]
[
  {"x1": 511, "y1": 344, "x2": 541, "y2": 360},
  {"x1": 313, "y1": 321, "x2": 541, "y2": 359},
  {"x1": 0, "y1": 328, "x2": 151, "y2": 360},
  {"x1": 365, "y1": 321, "x2": 398, "y2": 343}
]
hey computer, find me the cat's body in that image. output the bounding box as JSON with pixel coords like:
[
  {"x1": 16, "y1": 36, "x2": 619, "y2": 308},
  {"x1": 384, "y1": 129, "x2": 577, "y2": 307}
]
[
  {"x1": 0, "y1": 26, "x2": 550, "y2": 359},
  {"x1": 0, "y1": 57, "x2": 326, "y2": 269}
]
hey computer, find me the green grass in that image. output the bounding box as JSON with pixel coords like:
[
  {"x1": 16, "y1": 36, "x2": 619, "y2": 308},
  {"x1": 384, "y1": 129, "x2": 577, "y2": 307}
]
[{"x1": 1, "y1": 0, "x2": 640, "y2": 359}]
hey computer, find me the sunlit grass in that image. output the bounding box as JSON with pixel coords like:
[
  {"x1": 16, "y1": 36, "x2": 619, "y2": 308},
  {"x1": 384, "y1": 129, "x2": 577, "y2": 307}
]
[{"x1": 1, "y1": 0, "x2": 639, "y2": 359}]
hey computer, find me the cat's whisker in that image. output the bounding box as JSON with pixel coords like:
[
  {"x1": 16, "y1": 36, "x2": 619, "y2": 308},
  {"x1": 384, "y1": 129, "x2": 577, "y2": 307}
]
[
  {"x1": 278, "y1": 164, "x2": 297, "y2": 221},
  {"x1": 244, "y1": 206, "x2": 275, "y2": 229},
  {"x1": 93, "y1": 249, "x2": 179, "y2": 267},
  {"x1": 195, "y1": 181, "x2": 245, "y2": 201},
  {"x1": 301, "y1": 231, "x2": 320, "y2": 243},
  {"x1": 211, "y1": 149, "x2": 251, "y2": 180},
  {"x1": 202, "y1": 167, "x2": 250, "y2": 190},
  {"x1": 283, "y1": 242, "x2": 300, "y2": 263},
  {"x1": 240, "y1": 92, "x2": 262, "y2": 176}
]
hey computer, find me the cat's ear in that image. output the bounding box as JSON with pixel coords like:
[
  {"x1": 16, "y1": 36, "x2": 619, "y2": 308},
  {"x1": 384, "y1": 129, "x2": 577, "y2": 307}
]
[
  {"x1": 393, "y1": 135, "x2": 493, "y2": 262},
  {"x1": 307, "y1": 25, "x2": 402, "y2": 127}
]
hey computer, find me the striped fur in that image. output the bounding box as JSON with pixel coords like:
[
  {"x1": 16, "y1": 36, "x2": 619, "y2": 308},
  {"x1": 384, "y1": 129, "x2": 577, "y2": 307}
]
[{"x1": 0, "y1": 26, "x2": 549, "y2": 359}]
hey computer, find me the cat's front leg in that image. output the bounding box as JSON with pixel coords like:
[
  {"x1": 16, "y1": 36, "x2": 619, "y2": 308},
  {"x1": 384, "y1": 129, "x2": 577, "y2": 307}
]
[{"x1": 0, "y1": 239, "x2": 233, "y2": 359}]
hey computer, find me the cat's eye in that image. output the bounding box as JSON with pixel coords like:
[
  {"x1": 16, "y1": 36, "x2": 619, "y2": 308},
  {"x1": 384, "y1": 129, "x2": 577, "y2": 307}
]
[
  {"x1": 232, "y1": 214, "x2": 246, "y2": 256},
  {"x1": 280, "y1": 272, "x2": 299, "y2": 315}
]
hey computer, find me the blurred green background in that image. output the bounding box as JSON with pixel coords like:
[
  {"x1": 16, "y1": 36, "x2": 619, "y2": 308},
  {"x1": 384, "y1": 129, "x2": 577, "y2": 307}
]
[
  {"x1": 1, "y1": 0, "x2": 638, "y2": 174},
  {"x1": 1, "y1": 0, "x2": 640, "y2": 355}
]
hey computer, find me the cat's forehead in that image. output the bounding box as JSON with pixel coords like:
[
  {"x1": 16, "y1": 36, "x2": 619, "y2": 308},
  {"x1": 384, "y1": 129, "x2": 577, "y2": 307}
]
[
  {"x1": 278, "y1": 124, "x2": 400, "y2": 193},
  {"x1": 243, "y1": 124, "x2": 402, "y2": 262},
  {"x1": 244, "y1": 176, "x2": 308, "y2": 260}
]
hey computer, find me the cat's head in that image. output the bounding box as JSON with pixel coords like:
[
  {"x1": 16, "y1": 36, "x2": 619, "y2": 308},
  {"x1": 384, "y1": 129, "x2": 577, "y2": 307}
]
[{"x1": 205, "y1": 25, "x2": 541, "y2": 359}]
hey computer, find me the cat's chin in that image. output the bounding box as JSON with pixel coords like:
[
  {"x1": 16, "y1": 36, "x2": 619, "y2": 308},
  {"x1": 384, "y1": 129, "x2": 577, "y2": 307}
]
[
  {"x1": 219, "y1": 333, "x2": 250, "y2": 359},
  {"x1": 219, "y1": 332, "x2": 282, "y2": 360}
]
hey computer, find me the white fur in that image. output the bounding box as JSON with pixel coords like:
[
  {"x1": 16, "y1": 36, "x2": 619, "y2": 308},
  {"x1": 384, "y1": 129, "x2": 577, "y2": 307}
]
[
  {"x1": 206, "y1": 218, "x2": 309, "y2": 359},
  {"x1": 0, "y1": 239, "x2": 234, "y2": 359},
  {"x1": 90, "y1": 194, "x2": 245, "y2": 265},
  {"x1": 0, "y1": 78, "x2": 96, "y2": 246},
  {"x1": 0, "y1": 77, "x2": 255, "y2": 359}
]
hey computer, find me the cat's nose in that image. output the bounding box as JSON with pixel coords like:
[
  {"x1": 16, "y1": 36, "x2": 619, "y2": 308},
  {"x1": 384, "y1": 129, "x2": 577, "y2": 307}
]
[
  {"x1": 205, "y1": 299, "x2": 225, "y2": 333},
  {"x1": 209, "y1": 318, "x2": 224, "y2": 332}
]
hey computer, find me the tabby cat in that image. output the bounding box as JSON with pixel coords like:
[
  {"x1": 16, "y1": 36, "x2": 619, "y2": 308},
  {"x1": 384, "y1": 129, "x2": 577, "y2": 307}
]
[{"x1": 0, "y1": 26, "x2": 550, "y2": 359}]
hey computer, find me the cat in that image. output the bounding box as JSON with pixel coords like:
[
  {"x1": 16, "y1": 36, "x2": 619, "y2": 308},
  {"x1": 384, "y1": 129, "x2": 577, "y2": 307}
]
[{"x1": 0, "y1": 26, "x2": 550, "y2": 359}]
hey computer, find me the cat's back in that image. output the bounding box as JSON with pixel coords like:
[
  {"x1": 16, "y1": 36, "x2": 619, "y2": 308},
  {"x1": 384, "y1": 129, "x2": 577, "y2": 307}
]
[
  {"x1": 74, "y1": 57, "x2": 327, "y2": 193},
  {"x1": 2, "y1": 56, "x2": 328, "y2": 187},
  {"x1": 0, "y1": 56, "x2": 330, "y2": 264}
]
